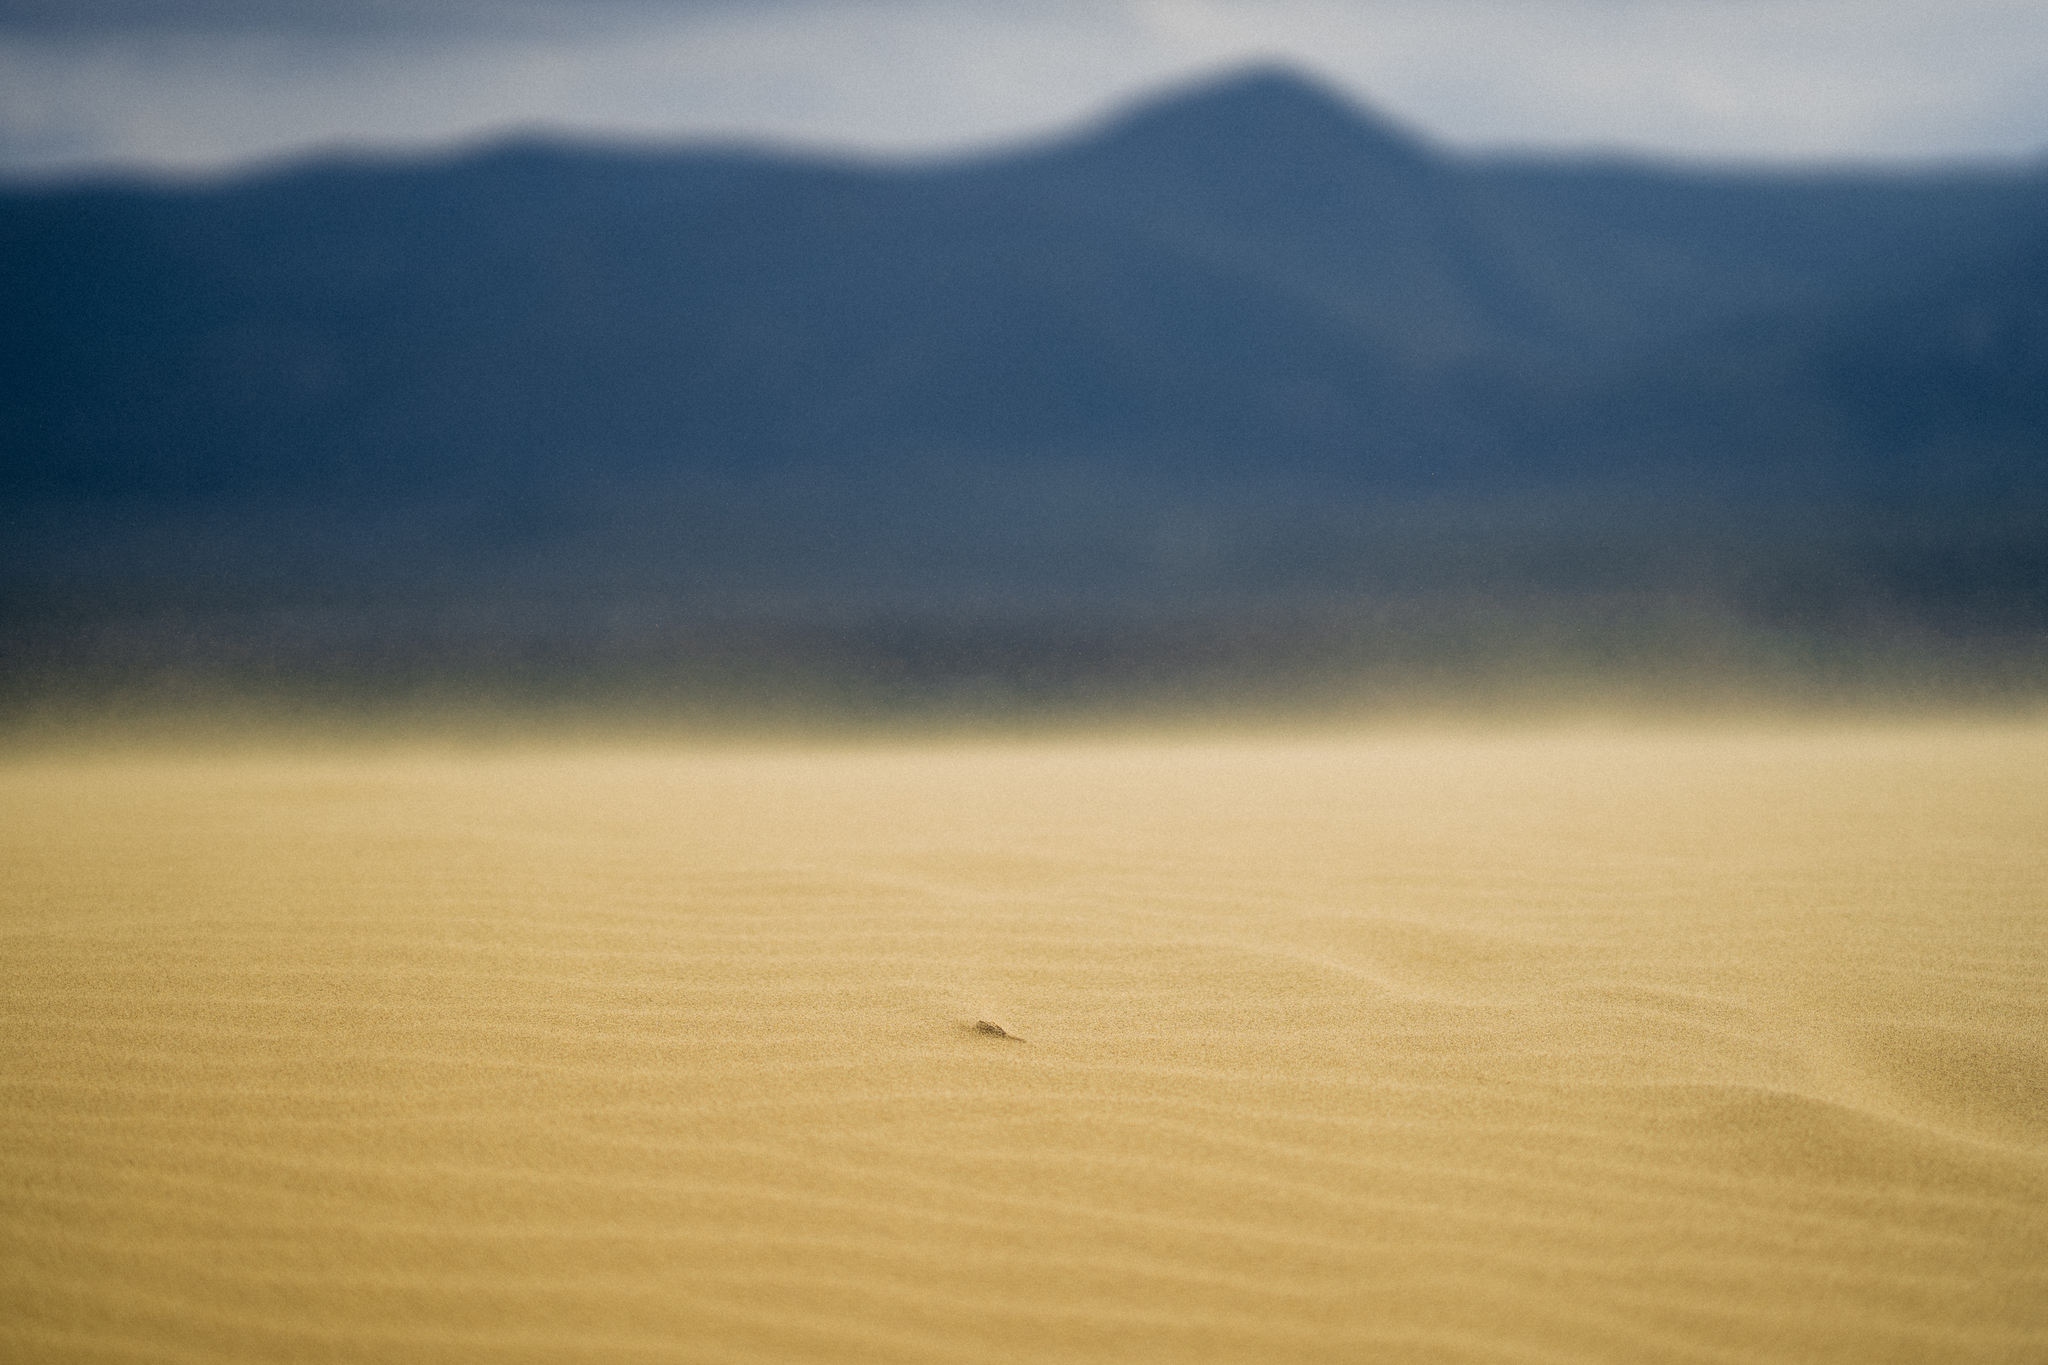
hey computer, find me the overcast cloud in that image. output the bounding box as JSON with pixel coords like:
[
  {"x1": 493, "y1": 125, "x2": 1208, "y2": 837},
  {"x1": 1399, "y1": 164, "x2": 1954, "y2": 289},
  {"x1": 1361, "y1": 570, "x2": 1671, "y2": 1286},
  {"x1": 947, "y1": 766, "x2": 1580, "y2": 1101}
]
[{"x1": 3, "y1": 0, "x2": 2045, "y2": 175}]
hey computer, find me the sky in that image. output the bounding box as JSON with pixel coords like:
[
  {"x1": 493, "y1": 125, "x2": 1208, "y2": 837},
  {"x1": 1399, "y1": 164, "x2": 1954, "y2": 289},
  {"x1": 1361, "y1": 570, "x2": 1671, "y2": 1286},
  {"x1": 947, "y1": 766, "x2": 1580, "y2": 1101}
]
[{"x1": 3, "y1": 0, "x2": 2047, "y2": 176}]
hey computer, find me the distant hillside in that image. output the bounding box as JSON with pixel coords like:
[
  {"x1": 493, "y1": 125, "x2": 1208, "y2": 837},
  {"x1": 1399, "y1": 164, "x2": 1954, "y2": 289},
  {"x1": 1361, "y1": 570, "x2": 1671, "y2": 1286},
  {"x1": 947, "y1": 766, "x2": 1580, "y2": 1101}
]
[{"x1": 3, "y1": 67, "x2": 2045, "y2": 713}]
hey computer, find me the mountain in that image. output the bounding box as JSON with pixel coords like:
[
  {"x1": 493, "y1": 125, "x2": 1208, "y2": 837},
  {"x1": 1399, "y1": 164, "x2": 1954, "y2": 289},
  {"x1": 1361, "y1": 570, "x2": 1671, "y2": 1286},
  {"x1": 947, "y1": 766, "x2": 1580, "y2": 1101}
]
[{"x1": 3, "y1": 67, "x2": 2046, "y2": 712}]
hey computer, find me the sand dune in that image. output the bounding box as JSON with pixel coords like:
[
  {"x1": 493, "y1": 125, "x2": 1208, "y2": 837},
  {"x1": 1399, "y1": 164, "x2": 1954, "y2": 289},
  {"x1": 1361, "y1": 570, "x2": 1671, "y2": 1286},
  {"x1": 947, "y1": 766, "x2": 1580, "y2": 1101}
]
[{"x1": 3, "y1": 720, "x2": 2045, "y2": 1362}]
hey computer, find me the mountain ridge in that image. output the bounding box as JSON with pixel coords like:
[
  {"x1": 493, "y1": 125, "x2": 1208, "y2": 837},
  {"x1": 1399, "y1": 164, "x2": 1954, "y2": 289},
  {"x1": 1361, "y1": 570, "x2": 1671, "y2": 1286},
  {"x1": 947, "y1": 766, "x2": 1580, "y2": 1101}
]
[{"x1": 3, "y1": 65, "x2": 2044, "y2": 709}]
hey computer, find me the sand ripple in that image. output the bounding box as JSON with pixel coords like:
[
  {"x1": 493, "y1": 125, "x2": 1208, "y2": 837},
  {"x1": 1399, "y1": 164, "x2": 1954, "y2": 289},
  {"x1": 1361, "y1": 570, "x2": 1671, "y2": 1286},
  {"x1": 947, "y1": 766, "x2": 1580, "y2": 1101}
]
[{"x1": 4, "y1": 722, "x2": 2046, "y2": 1362}]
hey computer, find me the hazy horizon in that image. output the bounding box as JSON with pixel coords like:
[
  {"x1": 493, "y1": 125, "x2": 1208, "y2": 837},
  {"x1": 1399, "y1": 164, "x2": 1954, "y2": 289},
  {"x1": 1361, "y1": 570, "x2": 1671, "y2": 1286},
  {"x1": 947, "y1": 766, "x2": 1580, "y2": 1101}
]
[{"x1": 6, "y1": 0, "x2": 2048, "y2": 178}]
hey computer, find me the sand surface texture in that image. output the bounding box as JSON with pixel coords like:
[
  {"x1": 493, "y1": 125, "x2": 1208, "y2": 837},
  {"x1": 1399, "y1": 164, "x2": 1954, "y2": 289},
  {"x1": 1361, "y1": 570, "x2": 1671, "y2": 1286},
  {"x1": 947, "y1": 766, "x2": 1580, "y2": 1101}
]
[{"x1": 4, "y1": 721, "x2": 2046, "y2": 1363}]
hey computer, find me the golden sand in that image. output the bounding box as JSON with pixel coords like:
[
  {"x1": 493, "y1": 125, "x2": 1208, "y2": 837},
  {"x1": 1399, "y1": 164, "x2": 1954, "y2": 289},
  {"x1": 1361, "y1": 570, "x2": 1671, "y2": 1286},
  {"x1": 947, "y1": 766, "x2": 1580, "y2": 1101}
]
[{"x1": 3, "y1": 720, "x2": 2045, "y2": 1362}]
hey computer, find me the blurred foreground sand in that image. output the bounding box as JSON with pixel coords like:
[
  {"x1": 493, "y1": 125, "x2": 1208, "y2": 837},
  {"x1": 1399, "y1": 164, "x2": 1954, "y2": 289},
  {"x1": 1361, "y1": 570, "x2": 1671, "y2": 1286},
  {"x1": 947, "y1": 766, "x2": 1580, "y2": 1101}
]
[{"x1": 3, "y1": 720, "x2": 2045, "y2": 1363}]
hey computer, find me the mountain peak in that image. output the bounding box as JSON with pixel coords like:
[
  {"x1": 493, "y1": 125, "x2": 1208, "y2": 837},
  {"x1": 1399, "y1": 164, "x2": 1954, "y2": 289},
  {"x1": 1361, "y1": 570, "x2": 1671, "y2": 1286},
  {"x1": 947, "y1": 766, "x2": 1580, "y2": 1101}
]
[
  {"x1": 1147, "y1": 65, "x2": 1372, "y2": 120},
  {"x1": 1081, "y1": 64, "x2": 1432, "y2": 172}
]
